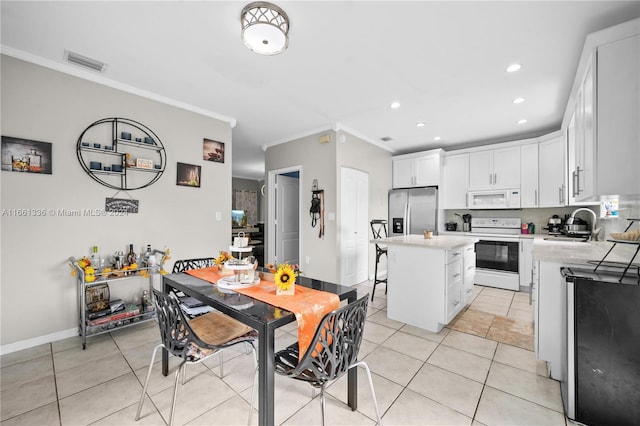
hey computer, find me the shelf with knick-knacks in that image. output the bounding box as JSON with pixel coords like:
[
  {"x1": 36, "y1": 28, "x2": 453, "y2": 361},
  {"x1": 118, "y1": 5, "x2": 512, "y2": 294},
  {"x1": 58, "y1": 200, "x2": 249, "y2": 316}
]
[{"x1": 76, "y1": 117, "x2": 166, "y2": 190}]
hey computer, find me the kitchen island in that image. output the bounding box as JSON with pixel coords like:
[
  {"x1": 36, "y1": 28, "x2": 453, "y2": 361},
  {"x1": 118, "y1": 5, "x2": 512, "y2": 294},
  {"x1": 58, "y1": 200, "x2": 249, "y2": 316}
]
[{"x1": 376, "y1": 234, "x2": 479, "y2": 332}]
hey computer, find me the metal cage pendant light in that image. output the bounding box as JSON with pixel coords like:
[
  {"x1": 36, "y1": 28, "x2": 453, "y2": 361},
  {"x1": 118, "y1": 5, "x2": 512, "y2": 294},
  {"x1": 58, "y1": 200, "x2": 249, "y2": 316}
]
[{"x1": 241, "y1": 2, "x2": 290, "y2": 55}]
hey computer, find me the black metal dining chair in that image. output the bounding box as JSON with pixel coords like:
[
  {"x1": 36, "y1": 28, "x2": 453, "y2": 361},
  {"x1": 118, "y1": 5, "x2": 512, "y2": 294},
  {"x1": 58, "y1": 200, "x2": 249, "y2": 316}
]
[
  {"x1": 270, "y1": 295, "x2": 383, "y2": 425},
  {"x1": 171, "y1": 257, "x2": 217, "y2": 273},
  {"x1": 370, "y1": 220, "x2": 388, "y2": 301},
  {"x1": 135, "y1": 289, "x2": 258, "y2": 426}
]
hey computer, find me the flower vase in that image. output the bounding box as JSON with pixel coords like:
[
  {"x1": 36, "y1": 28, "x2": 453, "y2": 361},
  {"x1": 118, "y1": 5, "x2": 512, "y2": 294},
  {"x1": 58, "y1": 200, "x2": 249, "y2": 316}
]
[{"x1": 276, "y1": 282, "x2": 295, "y2": 296}]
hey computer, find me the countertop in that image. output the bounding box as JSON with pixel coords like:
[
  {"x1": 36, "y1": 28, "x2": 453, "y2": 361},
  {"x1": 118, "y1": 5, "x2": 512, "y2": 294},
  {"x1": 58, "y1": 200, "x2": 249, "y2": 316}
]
[
  {"x1": 533, "y1": 238, "x2": 640, "y2": 266},
  {"x1": 373, "y1": 234, "x2": 479, "y2": 250}
]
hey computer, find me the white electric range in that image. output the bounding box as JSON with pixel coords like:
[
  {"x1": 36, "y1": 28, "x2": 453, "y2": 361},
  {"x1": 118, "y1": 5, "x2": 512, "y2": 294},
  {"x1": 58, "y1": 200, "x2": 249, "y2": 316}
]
[{"x1": 469, "y1": 217, "x2": 522, "y2": 291}]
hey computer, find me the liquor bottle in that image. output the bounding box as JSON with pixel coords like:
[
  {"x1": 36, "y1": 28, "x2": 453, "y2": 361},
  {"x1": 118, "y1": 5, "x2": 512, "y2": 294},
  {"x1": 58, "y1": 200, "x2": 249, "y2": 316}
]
[
  {"x1": 26, "y1": 148, "x2": 42, "y2": 173},
  {"x1": 126, "y1": 244, "x2": 137, "y2": 266},
  {"x1": 90, "y1": 246, "x2": 101, "y2": 270},
  {"x1": 141, "y1": 290, "x2": 150, "y2": 313},
  {"x1": 142, "y1": 244, "x2": 154, "y2": 268}
]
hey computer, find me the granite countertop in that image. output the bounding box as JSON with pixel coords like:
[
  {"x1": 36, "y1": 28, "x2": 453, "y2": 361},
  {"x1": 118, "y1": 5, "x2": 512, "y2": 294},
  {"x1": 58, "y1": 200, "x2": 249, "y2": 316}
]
[
  {"x1": 373, "y1": 234, "x2": 479, "y2": 250},
  {"x1": 533, "y1": 238, "x2": 640, "y2": 266}
]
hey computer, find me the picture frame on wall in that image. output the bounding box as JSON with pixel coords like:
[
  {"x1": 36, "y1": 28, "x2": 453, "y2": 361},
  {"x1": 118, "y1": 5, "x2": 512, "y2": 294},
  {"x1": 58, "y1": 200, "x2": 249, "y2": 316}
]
[
  {"x1": 176, "y1": 162, "x2": 201, "y2": 188},
  {"x1": 1, "y1": 136, "x2": 53, "y2": 174},
  {"x1": 203, "y1": 138, "x2": 225, "y2": 163}
]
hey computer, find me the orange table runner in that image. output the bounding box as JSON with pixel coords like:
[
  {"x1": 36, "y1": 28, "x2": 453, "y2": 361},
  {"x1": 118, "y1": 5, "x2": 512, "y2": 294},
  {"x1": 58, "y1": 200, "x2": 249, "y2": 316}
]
[{"x1": 184, "y1": 267, "x2": 340, "y2": 360}]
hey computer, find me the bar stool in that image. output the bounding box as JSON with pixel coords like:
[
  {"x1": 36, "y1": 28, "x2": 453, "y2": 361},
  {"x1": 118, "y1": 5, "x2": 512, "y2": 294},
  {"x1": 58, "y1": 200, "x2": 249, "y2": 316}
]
[{"x1": 370, "y1": 220, "x2": 388, "y2": 301}]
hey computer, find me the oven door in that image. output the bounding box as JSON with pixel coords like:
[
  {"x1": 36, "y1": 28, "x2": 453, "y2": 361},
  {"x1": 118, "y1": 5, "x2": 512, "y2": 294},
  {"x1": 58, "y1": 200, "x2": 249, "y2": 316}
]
[{"x1": 475, "y1": 239, "x2": 519, "y2": 273}]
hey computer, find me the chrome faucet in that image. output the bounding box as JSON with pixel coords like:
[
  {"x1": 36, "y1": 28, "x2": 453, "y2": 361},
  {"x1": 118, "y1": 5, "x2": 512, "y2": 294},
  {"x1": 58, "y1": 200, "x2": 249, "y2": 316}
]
[{"x1": 567, "y1": 207, "x2": 598, "y2": 240}]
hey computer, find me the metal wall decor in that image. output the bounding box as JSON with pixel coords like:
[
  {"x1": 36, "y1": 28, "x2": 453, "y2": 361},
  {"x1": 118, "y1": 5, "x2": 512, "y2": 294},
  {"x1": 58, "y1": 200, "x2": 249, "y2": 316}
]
[{"x1": 76, "y1": 118, "x2": 166, "y2": 190}]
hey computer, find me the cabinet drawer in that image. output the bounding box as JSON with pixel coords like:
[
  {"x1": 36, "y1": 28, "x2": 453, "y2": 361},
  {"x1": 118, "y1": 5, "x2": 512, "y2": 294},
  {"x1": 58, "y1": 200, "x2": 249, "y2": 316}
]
[
  {"x1": 446, "y1": 248, "x2": 464, "y2": 264},
  {"x1": 447, "y1": 282, "x2": 463, "y2": 323},
  {"x1": 446, "y1": 259, "x2": 463, "y2": 287}
]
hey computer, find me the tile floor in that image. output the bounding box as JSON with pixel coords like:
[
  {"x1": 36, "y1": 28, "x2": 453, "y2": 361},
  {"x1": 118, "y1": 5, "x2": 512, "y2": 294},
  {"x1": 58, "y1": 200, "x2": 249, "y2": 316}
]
[{"x1": 0, "y1": 283, "x2": 567, "y2": 426}]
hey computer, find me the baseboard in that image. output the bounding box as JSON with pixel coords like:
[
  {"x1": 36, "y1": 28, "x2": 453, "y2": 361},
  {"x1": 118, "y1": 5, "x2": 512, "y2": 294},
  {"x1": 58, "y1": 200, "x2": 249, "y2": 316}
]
[{"x1": 0, "y1": 327, "x2": 77, "y2": 355}]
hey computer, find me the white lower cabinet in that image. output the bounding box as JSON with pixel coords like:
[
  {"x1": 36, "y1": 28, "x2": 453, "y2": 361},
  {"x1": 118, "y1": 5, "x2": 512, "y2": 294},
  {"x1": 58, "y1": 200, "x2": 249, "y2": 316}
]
[{"x1": 463, "y1": 244, "x2": 476, "y2": 303}]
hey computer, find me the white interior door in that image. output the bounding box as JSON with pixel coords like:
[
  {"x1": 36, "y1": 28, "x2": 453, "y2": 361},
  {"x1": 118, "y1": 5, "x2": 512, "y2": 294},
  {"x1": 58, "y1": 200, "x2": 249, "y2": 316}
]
[
  {"x1": 275, "y1": 174, "x2": 300, "y2": 265},
  {"x1": 340, "y1": 167, "x2": 369, "y2": 285}
]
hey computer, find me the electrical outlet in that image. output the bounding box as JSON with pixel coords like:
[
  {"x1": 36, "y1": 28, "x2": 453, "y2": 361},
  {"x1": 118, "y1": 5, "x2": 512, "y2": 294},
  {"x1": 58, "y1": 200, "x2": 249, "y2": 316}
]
[
  {"x1": 215, "y1": 211, "x2": 221, "y2": 221},
  {"x1": 305, "y1": 256, "x2": 310, "y2": 264}
]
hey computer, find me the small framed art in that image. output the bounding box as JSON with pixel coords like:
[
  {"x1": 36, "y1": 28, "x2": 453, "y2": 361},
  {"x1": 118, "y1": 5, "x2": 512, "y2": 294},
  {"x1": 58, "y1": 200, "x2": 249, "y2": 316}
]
[
  {"x1": 176, "y1": 162, "x2": 201, "y2": 188},
  {"x1": 203, "y1": 138, "x2": 225, "y2": 163}
]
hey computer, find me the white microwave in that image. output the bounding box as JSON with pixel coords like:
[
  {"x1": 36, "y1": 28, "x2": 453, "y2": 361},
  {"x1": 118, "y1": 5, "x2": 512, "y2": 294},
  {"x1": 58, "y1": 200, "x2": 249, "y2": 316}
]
[{"x1": 467, "y1": 189, "x2": 521, "y2": 209}]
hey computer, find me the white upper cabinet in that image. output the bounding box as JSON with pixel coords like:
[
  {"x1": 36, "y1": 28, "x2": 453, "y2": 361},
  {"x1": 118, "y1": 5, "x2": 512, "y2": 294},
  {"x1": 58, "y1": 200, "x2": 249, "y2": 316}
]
[
  {"x1": 469, "y1": 146, "x2": 521, "y2": 190},
  {"x1": 520, "y1": 143, "x2": 539, "y2": 208},
  {"x1": 538, "y1": 135, "x2": 566, "y2": 207},
  {"x1": 392, "y1": 149, "x2": 441, "y2": 188},
  {"x1": 442, "y1": 153, "x2": 469, "y2": 209},
  {"x1": 566, "y1": 20, "x2": 640, "y2": 202}
]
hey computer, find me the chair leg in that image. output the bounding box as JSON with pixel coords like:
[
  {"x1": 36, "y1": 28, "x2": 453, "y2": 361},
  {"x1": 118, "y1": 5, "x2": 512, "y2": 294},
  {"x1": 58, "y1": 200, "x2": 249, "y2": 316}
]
[
  {"x1": 372, "y1": 251, "x2": 380, "y2": 301},
  {"x1": 219, "y1": 351, "x2": 224, "y2": 378},
  {"x1": 320, "y1": 384, "x2": 327, "y2": 426},
  {"x1": 169, "y1": 360, "x2": 187, "y2": 426},
  {"x1": 351, "y1": 361, "x2": 383, "y2": 426},
  {"x1": 136, "y1": 344, "x2": 163, "y2": 421}
]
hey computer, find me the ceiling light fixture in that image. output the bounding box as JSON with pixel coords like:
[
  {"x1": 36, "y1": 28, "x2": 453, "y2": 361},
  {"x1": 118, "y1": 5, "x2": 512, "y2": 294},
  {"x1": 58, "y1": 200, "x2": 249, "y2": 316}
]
[
  {"x1": 416, "y1": 122, "x2": 425, "y2": 127},
  {"x1": 241, "y1": 2, "x2": 290, "y2": 55},
  {"x1": 434, "y1": 136, "x2": 441, "y2": 141},
  {"x1": 517, "y1": 119, "x2": 528, "y2": 124},
  {"x1": 513, "y1": 97, "x2": 525, "y2": 104},
  {"x1": 506, "y1": 63, "x2": 522, "y2": 73},
  {"x1": 390, "y1": 101, "x2": 400, "y2": 109}
]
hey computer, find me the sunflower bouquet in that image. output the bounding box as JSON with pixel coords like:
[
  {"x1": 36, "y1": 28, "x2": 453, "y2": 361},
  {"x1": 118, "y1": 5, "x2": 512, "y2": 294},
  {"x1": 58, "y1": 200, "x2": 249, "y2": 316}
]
[{"x1": 270, "y1": 263, "x2": 299, "y2": 295}]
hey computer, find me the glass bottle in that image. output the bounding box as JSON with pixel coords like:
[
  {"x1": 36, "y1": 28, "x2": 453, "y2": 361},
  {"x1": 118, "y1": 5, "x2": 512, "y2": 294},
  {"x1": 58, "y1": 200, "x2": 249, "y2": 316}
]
[
  {"x1": 26, "y1": 148, "x2": 42, "y2": 173},
  {"x1": 90, "y1": 246, "x2": 101, "y2": 271},
  {"x1": 141, "y1": 290, "x2": 150, "y2": 313},
  {"x1": 126, "y1": 244, "x2": 137, "y2": 266},
  {"x1": 142, "y1": 244, "x2": 153, "y2": 268}
]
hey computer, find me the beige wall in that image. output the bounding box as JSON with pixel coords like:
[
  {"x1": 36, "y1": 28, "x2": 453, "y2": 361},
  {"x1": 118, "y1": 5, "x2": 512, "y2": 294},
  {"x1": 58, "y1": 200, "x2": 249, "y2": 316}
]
[
  {"x1": 1, "y1": 56, "x2": 233, "y2": 350},
  {"x1": 265, "y1": 130, "x2": 392, "y2": 284}
]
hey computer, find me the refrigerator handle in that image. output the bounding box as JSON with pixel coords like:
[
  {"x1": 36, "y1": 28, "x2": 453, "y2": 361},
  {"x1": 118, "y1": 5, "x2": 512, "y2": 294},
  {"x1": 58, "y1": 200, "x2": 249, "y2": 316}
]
[{"x1": 405, "y1": 202, "x2": 410, "y2": 236}]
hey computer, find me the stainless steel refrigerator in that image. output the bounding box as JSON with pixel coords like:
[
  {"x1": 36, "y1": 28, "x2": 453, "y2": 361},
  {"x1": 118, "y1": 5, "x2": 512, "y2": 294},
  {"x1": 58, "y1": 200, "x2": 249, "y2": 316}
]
[{"x1": 388, "y1": 187, "x2": 438, "y2": 236}]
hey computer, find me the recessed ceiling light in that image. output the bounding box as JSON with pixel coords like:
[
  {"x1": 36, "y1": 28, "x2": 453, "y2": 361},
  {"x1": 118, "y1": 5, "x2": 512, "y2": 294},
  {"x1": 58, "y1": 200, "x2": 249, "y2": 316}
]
[
  {"x1": 506, "y1": 63, "x2": 522, "y2": 73},
  {"x1": 390, "y1": 101, "x2": 400, "y2": 109},
  {"x1": 513, "y1": 97, "x2": 525, "y2": 104},
  {"x1": 517, "y1": 119, "x2": 528, "y2": 124},
  {"x1": 434, "y1": 136, "x2": 441, "y2": 141},
  {"x1": 416, "y1": 122, "x2": 425, "y2": 127}
]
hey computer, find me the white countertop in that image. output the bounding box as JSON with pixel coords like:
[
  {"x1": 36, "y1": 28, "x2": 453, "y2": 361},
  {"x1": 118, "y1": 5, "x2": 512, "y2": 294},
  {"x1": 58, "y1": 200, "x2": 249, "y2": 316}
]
[
  {"x1": 373, "y1": 234, "x2": 479, "y2": 250},
  {"x1": 533, "y1": 238, "x2": 640, "y2": 266}
]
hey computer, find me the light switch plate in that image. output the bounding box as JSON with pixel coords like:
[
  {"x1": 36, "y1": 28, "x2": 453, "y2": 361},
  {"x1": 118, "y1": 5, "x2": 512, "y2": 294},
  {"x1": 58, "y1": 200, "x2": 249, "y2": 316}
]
[{"x1": 215, "y1": 211, "x2": 221, "y2": 221}]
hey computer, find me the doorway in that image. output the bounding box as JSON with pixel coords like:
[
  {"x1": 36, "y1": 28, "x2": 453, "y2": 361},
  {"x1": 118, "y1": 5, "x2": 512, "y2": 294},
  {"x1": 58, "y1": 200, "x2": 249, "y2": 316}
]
[
  {"x1": 267, "y1": 167, "x2": 301, "y2": 266},
  {"x1": 340, "y1": 167, "x2": 369, "y2": 285}
]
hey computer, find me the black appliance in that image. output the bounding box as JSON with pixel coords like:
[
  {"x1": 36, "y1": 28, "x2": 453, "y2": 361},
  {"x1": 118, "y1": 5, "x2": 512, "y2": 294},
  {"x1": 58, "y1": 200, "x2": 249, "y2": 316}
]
[{"x1": 561, "y1": 267, "x2": 640, "y2": 426}]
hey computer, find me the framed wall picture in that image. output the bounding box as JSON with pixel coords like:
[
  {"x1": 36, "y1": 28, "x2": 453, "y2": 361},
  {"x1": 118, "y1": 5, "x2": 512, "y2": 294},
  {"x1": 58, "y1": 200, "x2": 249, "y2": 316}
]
[
  {"x1": 1, "y1": 136, "x2": 53, "y2": 174},
  {"x1": 203, "y1": 138, "x2": 225, "y2": 163},
  {"x1": 176, "y1": 162, "x2": 201, "y2": 188}
]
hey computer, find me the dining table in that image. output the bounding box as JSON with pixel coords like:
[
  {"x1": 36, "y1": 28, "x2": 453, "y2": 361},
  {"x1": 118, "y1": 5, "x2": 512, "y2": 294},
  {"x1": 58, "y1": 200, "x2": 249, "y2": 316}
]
[{"x1": 161, "y1": 271, "x2": 359, "y2": 426}]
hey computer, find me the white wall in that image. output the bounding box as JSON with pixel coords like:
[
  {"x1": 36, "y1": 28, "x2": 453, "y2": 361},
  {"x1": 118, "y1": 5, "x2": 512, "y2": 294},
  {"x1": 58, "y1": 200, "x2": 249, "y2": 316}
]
[
  {"x1": 1, "y1": 56, "x2": 233, "y2": 350},
  {"x1": 264, "y1": 130, "x2": 392, "y2": 284}
]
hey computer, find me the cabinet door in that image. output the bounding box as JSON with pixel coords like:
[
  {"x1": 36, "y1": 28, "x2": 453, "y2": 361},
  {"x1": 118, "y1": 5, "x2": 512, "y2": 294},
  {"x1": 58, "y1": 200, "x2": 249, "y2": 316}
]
[
  {"x1": 576, "y1": 57, "x2": 596, "y2": 201},
  {"x1": 518, "y1": 240, "x2": 534, "y2": 290},
  {"x1": 520, "y1": 144, "x2": 538, "y2": 207},
  {"x1": 414, "y1": 155, "x2": 439, "y2": 186},
  {"x1": 468, "y1": 150, "x2": 493, "y2": 190},
  {"x1": 596, "y1": 34, "x2": 640, "y2": 197},
  {"x1": 392, "y1": 157, "x2": 415, "y2": 188},
  {"x1": 492, "y1": 146, "x2": 521, "y2": 189},
  {"x1": 463, "y1": 245, "x2": 475, "y2": 303},
  {"x1": 442, "y1": 153, "x2": 469, "y2": 209},
  {"x1": 539, "y1": 137, "x2": 566, "y2": 207}
]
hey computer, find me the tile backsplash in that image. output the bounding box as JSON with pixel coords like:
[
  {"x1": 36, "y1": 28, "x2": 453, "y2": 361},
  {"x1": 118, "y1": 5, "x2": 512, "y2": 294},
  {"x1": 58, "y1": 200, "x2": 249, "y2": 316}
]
[{"x1": 444, "y1": 202, "x2": 640, "y2": 241}]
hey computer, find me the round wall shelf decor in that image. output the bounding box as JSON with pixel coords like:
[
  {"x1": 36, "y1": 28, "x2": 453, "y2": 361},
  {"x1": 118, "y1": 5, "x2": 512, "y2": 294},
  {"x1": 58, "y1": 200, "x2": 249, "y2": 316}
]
[{"x1": 76, "y1": 117, "x2": 166, "y2": 190}]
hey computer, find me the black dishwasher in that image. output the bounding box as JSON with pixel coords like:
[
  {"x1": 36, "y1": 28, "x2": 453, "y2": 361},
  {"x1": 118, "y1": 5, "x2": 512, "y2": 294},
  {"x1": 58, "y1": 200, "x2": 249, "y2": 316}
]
[{"x1": 562, "y1": 267, "x2": 640, "y2": 426}]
